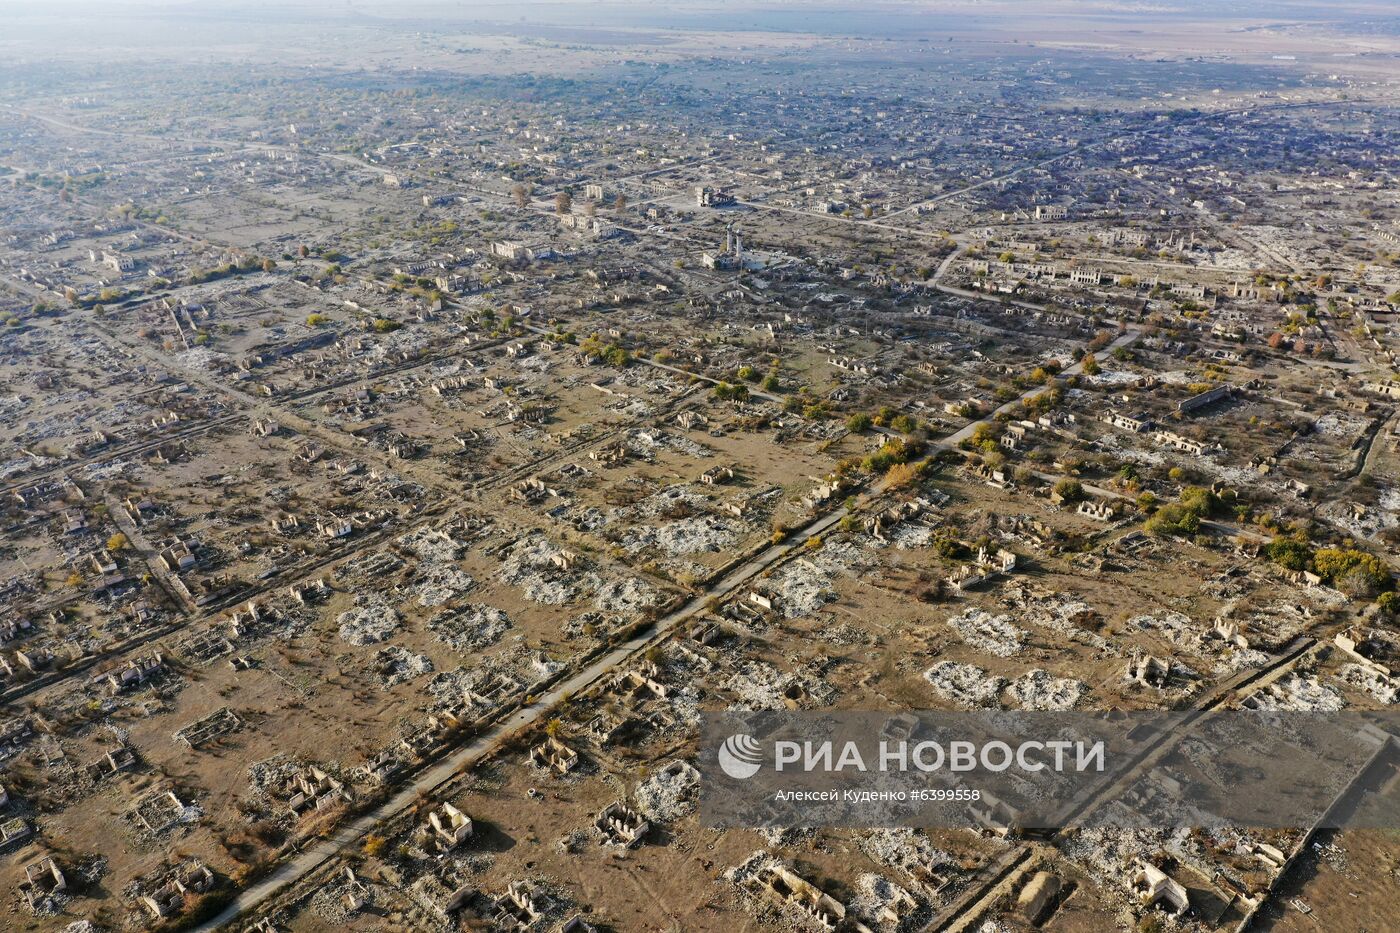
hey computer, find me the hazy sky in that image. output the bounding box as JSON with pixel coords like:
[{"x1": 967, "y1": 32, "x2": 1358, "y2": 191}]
[
  {"x1": 0, "y1": 1, "x2": 1389, "y2": 16},
  {"x1": 1, "y1": 0, "x2": 1392, "y2": 64}
]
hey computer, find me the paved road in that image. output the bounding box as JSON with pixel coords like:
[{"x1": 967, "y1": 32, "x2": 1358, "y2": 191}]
[
  {"x1": 195, "y1": 473, "x2": 862, "y2": 929},
  {"x1": 199, "y1": 312, "x2": 1138, "y2": 930}
]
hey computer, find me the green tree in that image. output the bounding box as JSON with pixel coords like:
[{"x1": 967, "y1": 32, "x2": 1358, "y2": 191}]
[
  {"x1": 1314, "y1": 547, "x2": 1391, "y2": 597},
  {"x1": 890, "y1": 414, "x2": 920, "y2": 435},
  {"x1": 1265, "y1": 535, "x2": 1313, "y2": 572},
  {"x1": 1145, "y1": 503, "x2": 1200, "y2": 537}
]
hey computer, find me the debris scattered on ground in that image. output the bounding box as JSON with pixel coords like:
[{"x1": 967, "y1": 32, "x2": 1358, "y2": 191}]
[
  {"x1": 396, "y1": 525, "x2": 465, "y2": 563},
  {"x1": 498, "y1": 535, "x2": 601, "y2": 605},
  {"x1": 594, "y1": 576, "x2": 660, "y2": 615},
  {"x1": 944, "y1": 608, "x2": 1025, "y2": 658},
  {"x1": 370, "y1": 645, "x2": 433, "y2": 687},
  {"x1": 430, "y1": 603, "x2": 512, "y2": 652},
  {"x1": 1005, "y1": 669, "x2": 1088, "y2": 710},
  {"x1": 247, "y1": 755, "x2": 300, "y2": 804},
  {"x1": 887, "y1": 522, "x2": 935, "y2": 549},
  {"x1": 724, "y1": 660, "x2": 835, "y2": 710},
  {"x1": 336, "y1": 593, "x2": 401, "y2": 645},
  {"x1": 818, "y1": 621, "x2": 875, "y2": 646},
  {"x1": 1336, "y1": 663, "x2": 1399, "y2": 704},
  {"x1": 849, "y1": 873, "x2": 923, "y2": 928},
  {"x1": 633, "y1": 760, "x2": 701, "y2": 821},
  {"x1": 414, "y1": 563, "x2": 476, "y2": 607},
  {"x1": 923, "y1": 661, "x2": 1006, "y2": 708},
  {"x1": 765, "y1": 540, "x2": 866, "y2": 618},
  {"x1": 1060, "y1": 826, "x2": 1204, "y2": 897},
  {"x1": 858, "y1": 828, "x2": 953, "y2": 883},
  {"x1": 621, "y1": 514, "x2": 741, "y2": 557},
  {"x1": 1246, "y1": 673, "x2": 1346, "y2": 711},
  {"x1": 1007, "y1": 585, "x2": 1115, "y2": 654}
]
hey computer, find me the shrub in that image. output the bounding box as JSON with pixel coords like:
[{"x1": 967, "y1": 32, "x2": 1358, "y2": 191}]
[
  {"x1": 1144, "y1": 503, "x2": 1201, "y2": 538},
  {"x1": 1314, "y1": 547, "x2": 1391, "y2": 597},
  {"x1": 889, "y1": 414, "x2": 920, "y2": 434},
  {"x1": 711, "y1": 381, "x2": 749, "y2": 402},
  {"x1": 1265, "y1": 535, "x2": 1313, "y2": 572}
]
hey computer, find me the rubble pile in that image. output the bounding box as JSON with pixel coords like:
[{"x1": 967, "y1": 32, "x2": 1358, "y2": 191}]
[
  {"x1": 758, "y1": 827, "x2": 817, "y2": 848},
  {"x1": 430, "y1": 603, "x2": 513, "y2": 652},
  {"x1": 498, "y1": 536, "x2": 601, "y2": 605},
  {"x1": 364, "y1": 322, "x2": 431, "y2": 360},
  {"x1": 923, "y1": 661, "x2": 1007, "y2": 708},
  {"x1": 371, "y1": 645, "x2": 434, "y2": 687},
  {"x1": 724, "y1": 660, "x2": 835, "y2": 710},
  {"x1": 1060, "y1": 827, "x2": 1204, "y2": 895},
  {"x1": 1011, "y1": 588, "x2": 1116, "y2": 654},
  {"x1": 594, "y1": 576, "x2": 661, "y2": 615},
  {"x1": 633, "y1": 760, "x2": 701, "y2": 821},
  {"x1": 944, "y1": 608, "x2": 1026, "y2": 658},
  {"x1": 858, "y1": 828, "x2": 953, "y2": 880},
  {"x1": 414, "y1": 564, "x2": 476, "y2": 607},
  {"x1": 176, "y1": 346, "x2": 225, "y2": 370},
  {"x1": 817, "y1": 620, "x2": 874, "y2": 646},
  {"x1": 724, "y1": 849, "x2": 782, "y2": 887},
  {"x1": 1246, "y1": 674, "x2": 1346, "y2": 712},
  {"x1": 396, "y1": 525, "x2": 465, "y2": 563},
  {"x1": 246, "y1": 755, "x2": 301, "y2": 805},
  {"x1": 426, "y1": 665, "x2": 480, "y2": 705},
  {"x1": 1337, "y1": 663, "x2": 1399, "y2": 704},
  {"x1": 561, "y1": 610, "x2": 625, "y2": 640},
  {"x1": 1236, "y1": 594, "x2": 1342, "y2": 647},
  {"x1": 621, "y1": 514, "x2": 742, "y2": 557},
  {"x1": 848, "y1": 873, "x2": 923, "y2": 929},
  {"x1": 521, "y1": 648, "x2": 564, "y2": 681},
  {"x1": 887, "y1": 522, "x2": 935, "y2": 549},
  {"x1": 628, "y1": 429, "x2": 710, "y2": 459},
  {"x1": 340, "y1": 550, "x2": 405, "y2": 588},
  {"x1": 1211, "y1": 644, "x2": 1271, "y2": 676},
  {"x1": 662, "y1": 683, "x2": 703, "y2": 728},
  {"x1": 770, "y1": 561, "x2": 835, "y2": 618},
  {"x1": 309, "y1": 874, "x2": 363, "y2": 924},
  {"x1": 568, "y1": 505, "x2": 608, "y2": 531},
  {"x1": 1005, "y1": 669, "x2": 1088, "y2": 710},
  {"x1": 611, "y1": 485, "x2": 709, "y2": 522},
  {"x1": 336, "y1": 594, "x2": 401, "y2": 645},
  {"x1": 1129, "y1": 611, "x2": 1200, "y2": 650}
]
